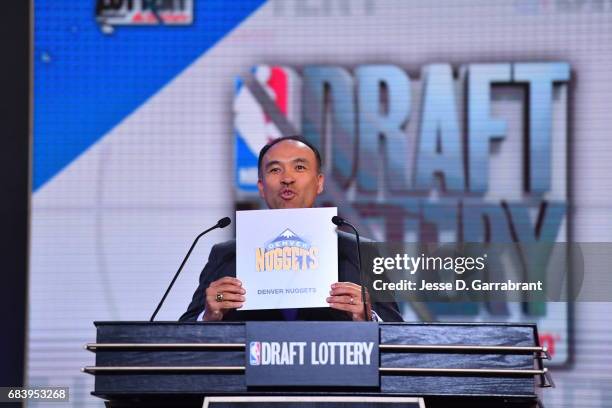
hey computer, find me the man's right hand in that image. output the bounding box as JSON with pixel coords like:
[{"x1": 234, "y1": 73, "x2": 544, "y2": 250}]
[{"x1": 203, "y1": 277, "x2": 246, "y2": 321}]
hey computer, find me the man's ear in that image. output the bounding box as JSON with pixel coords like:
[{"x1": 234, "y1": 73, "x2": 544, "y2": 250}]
[
  {"x1": 257, "y1": 179, "x2": 265, "y2": 199},
  {"x1": 317, "y1": 173, "x2": 325, "y2": 195}
]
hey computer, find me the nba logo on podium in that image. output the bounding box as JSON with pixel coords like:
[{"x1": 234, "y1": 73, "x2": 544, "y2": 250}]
[{"x1": 249, "y1": 341, "x2": 261, "y2": 365}]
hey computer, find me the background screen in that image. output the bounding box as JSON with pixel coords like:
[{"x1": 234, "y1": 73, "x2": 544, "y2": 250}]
[{"x1": 30, "y1": 1, "x2": 612, "y2": 406}]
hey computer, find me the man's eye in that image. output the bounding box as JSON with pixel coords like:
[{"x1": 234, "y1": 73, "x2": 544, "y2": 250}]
[
  {"x1": 269, "y1": 167, "x2": 281, "y2": 174},
  {"x1": 296, "y1": 165, "x2": 306, "y2": 171}
]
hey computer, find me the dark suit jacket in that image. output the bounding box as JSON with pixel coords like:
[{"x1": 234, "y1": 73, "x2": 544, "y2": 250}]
[{"x1": 180, "y1": 231, "x2": 403, "y2": 322}]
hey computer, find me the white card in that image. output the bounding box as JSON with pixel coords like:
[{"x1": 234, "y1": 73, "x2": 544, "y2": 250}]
[{"x1": 236, "y1": 207, "x2": 338, "y2": 310}]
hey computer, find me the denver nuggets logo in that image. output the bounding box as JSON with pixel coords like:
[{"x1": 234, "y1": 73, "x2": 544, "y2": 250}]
[{"x1": 255, "y1": 229, "x2": 319, "y2": 272}]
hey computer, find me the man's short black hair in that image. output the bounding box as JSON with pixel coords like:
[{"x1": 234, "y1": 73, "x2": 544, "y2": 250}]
[{"x1": 257, "y1": 135, "x2": 323, "y2": 178}]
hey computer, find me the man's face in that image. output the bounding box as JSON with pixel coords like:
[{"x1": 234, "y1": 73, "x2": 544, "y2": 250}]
[{"x1": 258, "y1": 140, "x2": 324, "y2": 209}]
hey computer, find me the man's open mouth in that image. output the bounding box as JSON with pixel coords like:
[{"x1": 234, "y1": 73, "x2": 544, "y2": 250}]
[{"x1": 280, "y1": 189, "x2": 296, "y2": 200}]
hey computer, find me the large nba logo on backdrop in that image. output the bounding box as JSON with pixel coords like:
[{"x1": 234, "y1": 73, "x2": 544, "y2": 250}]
[{"x1": 234, "y1": 66, "x2": 301, "y2": 191}]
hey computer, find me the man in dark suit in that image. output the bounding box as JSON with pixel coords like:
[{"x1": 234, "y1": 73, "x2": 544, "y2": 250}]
[{"x1": 180, "y1": 136, "x2": 402, "y2": 322}]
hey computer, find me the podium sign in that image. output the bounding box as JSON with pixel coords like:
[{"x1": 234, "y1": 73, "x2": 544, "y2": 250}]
[{"x1": 245, "y1": 322, "x2": 379, "y2": 387}]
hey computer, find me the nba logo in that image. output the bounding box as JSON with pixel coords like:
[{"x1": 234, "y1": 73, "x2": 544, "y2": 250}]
[
  {"x1": 234, "y1": 65, "x2": 302, "y2": 192},
  {"x1": 249, "y1": 341, "x2": 261, "y2": 365}
]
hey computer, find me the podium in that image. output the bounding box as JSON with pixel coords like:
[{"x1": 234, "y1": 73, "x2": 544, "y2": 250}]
[{"x1": 83, "y1": 322, "x2": 551, "y2": 408}]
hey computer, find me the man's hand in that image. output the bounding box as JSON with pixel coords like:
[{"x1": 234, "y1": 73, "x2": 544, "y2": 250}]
[
  {"x1": 203, "y1": 277, "x2": 245, "y2": 321},
  {"x1": 326, "y1": 282, "x2": 371, "y2": 321}
]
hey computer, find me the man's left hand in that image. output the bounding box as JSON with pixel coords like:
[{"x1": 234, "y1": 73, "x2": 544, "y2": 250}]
[{"x1": 327, "y1": 282, "x2": 371, "y2": 321}]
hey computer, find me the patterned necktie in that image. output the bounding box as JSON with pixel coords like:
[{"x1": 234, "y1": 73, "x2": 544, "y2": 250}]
[{"x1": 281, "y1": 308, "x2": 299, "y2": 321}]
